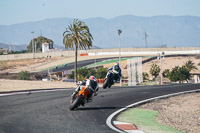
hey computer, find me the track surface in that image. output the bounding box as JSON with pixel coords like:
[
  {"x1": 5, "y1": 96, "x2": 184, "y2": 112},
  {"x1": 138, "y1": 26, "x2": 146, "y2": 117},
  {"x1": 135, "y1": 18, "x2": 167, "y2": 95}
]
[
  {"x1": 49, "y1": 57, "x2": 119, "y2": 73},
  {"x1": 0, "y1": 83, "x2": 200, "y2": 133}
]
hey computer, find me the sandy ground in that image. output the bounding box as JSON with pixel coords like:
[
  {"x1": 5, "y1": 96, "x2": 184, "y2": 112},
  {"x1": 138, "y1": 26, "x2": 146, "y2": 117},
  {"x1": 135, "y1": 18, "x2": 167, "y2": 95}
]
[
  {"x1": 0, "y1": 55, "x2": 125, "y2": 73},
  {"x1": 141, "y1": 93, "x2": 200, "y2": 133},
  {"x1": 0, "y1": 79, "x2": 76, "y2": 92},
  {"x1": 142, "y1": 56, "x2": 200, "y2": 79},
  {"x1": 103, "y1": 56, "x2": 200, "y2": 79}
]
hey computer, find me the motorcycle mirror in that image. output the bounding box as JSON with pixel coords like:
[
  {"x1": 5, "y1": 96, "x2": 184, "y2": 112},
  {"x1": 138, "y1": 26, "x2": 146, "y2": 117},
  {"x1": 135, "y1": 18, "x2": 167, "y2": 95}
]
[{"x1": 76, "y1": 81, "x2": 82, "y2": 85}]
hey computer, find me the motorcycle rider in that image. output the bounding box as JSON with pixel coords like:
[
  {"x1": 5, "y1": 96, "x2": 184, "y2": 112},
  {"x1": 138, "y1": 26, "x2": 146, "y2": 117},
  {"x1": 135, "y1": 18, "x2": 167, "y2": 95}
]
[
  {"x1": 71, "y1": 76, "x2": 99, "y2": 103},
  {"x1": 108, "y1": 62, "x2": 122, "y2": 84}
]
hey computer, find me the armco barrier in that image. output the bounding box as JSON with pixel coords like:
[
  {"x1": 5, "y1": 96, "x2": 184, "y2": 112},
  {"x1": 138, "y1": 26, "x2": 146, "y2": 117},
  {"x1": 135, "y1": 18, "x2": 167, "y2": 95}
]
[
  {"x1": 96, "y1": 79, "x2": 104, "y2": 83},
  {"x1": 79, "y1": 53, "x2": 88, "y2": 56}
]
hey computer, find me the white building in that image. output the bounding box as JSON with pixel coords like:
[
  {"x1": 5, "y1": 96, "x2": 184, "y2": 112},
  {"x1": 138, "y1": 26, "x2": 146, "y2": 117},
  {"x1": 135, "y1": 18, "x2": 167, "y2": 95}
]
[
  {"x1": 42, "y1": 42, "x2": 50, "y2": 53},
  {"x1": 42, "y1": 42, "x2": 58, "y2": 53}
]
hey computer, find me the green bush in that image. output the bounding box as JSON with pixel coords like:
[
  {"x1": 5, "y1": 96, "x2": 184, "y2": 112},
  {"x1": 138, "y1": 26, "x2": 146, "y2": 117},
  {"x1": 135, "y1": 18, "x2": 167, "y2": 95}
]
[
  {"x1": 162, "y1": 69, "x2": 170, "y2": 78},
  {"x1": 169, "y1": 66, "x2": 190, "y2": 83},
  {"x1": 142, "y1": 72, "x2": 149, "y2": 81},
  {"x1": 67, "y1": 67, "x2": 107, "y2": 81},
  {"x1": 17, "y1": 71, "x2": 30, "y2": 80},
  {"x1": 150, "y1": 64, "x2": 160, "y2": 78},
  {"x1": 77, "y1": 67, "x2": 90, "y2": 78},
  {"x1": 96, "y1": 67, "x2": 107, "y2": 79}
]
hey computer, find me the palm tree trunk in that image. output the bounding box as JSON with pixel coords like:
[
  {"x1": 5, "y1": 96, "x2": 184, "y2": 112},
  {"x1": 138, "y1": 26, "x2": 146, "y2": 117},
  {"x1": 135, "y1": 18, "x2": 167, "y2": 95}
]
[{"x1": 74, "y1": 45, "x2": 78, "y2": 82}]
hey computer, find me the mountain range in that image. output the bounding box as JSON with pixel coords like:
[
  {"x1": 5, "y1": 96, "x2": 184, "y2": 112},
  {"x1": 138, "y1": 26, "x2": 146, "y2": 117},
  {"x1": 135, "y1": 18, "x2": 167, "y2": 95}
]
[{"x1": 0, "y1": 15, "x2": 200, "y2": 49}]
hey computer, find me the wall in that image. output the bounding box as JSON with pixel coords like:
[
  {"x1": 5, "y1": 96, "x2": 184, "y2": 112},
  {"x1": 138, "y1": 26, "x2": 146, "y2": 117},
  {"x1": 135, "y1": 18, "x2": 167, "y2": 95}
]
[{"x1": 0, "y1": 47, "x2": 200, "y2": 61}]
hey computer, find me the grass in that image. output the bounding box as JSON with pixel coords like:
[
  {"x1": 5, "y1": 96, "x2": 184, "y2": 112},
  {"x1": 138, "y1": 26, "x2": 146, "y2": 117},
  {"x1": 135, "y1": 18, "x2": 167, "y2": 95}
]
[{"x1": 117, "y1": 108, "x2": 183, "y2": 133}]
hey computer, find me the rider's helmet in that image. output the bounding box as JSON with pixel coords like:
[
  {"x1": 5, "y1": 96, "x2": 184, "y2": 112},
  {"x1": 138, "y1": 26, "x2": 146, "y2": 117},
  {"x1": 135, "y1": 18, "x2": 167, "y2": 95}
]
[
  {"x1": 114, "y1": 62, "x2": 120, "y2": 72},
  {"x1": 115, "y1": 62, "x2": 119, "y2": 66},
  {"x1": 89, "y1": 76, "x2": 96, "y2": 81},
  {"x1": 88, "y1": 76, "x2": 97, "y2": 90}
]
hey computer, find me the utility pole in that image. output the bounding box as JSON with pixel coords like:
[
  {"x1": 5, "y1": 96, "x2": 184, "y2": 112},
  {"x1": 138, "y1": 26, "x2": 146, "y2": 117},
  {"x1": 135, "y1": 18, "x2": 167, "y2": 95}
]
[
  {"x1": 118, "y1": 29, "x2": 122, "y2": 86},
  {"x1": 144, "y1": 30, "x2": 148, "y2": 48},
  {"x1": 94, "y1": 48, "x2": 96, "y2": 67},
  {"x1": 34, "y1": 41, "x2": 36, "y2": 54},
  {"x1": 9, "y1": 43, "x2": 12, "y2": 52},
  {"x1": 31, "y1": 31, "x2": 35, "y2": 58},
  {"x1": 158, "y1": 52, "x2": 165, "y2": 85}
]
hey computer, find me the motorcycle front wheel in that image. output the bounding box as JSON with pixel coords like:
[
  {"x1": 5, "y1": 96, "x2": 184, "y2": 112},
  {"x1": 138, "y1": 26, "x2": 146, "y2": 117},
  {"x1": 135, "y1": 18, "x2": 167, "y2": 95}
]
[
  {"x1": 103, "y1": 78, "x2": 109, "y2": 89},
  {"x1": 69, "y1": 95, "x2": 83, "y2": 110}
]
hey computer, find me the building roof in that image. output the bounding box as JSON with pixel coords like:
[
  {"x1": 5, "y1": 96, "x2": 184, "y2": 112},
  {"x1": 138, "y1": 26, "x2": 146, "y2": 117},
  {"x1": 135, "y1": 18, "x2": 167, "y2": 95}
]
[{"x1": 42, "y1": 42, "x2": 49, "y2": 45}]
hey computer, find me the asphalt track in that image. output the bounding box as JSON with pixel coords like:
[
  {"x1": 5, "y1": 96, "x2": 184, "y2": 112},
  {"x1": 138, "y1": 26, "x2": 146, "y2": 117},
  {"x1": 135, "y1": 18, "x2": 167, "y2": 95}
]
[
  {"x1": 0, "y1": 83, "x2": 200, "y2": 133},
  {"x1": 49, "y1": 57, "x2": 119, "y2": 73}
]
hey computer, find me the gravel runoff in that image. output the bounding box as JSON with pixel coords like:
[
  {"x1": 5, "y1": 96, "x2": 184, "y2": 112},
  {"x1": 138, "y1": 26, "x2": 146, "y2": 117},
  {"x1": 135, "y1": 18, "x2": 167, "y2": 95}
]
[
  {"x1": 140, "y1": 92, "x2": 200, "y2": 133},
  {"x1": 0, "y1": 79, "x2": 76, "y2": 92}
]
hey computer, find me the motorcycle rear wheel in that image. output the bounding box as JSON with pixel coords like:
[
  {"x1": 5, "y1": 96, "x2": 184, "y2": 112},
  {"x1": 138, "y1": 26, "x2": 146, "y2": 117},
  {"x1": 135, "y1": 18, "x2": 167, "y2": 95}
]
[{"x1": 69, "y1": 95, "x2": 82, "y2": 110}]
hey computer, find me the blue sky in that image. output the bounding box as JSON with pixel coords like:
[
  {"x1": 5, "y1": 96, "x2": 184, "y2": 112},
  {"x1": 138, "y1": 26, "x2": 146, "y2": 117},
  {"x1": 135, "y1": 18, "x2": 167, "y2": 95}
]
[{"x1": 0, "y1": 0, "x2": 200, "y2": 25}]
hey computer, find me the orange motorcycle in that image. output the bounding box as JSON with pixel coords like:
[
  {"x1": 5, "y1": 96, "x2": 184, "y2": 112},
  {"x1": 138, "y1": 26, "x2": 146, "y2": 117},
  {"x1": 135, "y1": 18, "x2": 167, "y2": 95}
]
[{"x1": 69, "y1": 82, "x2": 91, "y2": 110}]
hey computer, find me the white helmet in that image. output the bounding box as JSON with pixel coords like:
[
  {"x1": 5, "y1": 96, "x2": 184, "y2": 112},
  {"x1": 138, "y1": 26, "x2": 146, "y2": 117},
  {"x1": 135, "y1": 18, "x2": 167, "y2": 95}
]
[{"x1": 115, "y1": 62, "x2": 119, "y2": 66}]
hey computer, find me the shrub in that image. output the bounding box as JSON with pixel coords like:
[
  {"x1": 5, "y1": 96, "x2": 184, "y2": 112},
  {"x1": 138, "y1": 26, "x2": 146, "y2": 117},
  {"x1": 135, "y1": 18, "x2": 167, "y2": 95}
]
[
  {"x1": 77, "y1": 67, "x2": 89, "y2": 78},
  {"x1": 142, "y1": 72, "x2": 149, "y2": 81},
  {"x1": 169, "y1": 66, "x2": 190, "y2": 83},
  {"x1": 150, "y1": 64, "x2": 160, "y2": 78},
  {"x1": 88, "y1": 69, "x2": 96, "y2": 78},
  {"x1": 17, "y1": 71, "x2": 30, "y2": 80},
  {"x1": 162, "y1": 69, "x2": 170, "y2": 78},
  {"x1": 96, "y1": 67, "x2": 107, "y2": 79},
  {"x1": 67, "y1": 67, "x2": 107, "y2": 81}
]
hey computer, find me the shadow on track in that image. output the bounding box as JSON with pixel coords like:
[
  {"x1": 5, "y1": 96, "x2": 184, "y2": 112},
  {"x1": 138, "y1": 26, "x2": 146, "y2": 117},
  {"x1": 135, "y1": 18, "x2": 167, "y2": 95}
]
[{"x1": 76, "y1": 106, "x2": 129, "y2": 111}]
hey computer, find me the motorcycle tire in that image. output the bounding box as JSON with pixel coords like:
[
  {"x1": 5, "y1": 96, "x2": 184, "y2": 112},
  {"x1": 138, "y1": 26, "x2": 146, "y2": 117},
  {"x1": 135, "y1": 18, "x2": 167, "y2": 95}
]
[
  {"x1": 103, "y1": 78, "x2": 109, "y2": 89},
  {"x1": 69, "y1": 95, "x2": 83, "y2": 110}
]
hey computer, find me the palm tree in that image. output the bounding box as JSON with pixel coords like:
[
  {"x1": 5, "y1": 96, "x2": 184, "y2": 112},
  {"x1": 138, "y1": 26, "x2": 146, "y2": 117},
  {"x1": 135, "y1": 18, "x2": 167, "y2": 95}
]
[
  {"x1": 184, "y1": 60, "x2": 197, "y2": 72},
  {"x1": 63, "y1": 19, "x2": 93, "y2": 82}
]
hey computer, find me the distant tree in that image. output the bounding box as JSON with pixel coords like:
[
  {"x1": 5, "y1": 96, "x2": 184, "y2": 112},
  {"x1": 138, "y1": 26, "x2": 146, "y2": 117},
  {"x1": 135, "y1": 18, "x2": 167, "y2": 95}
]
[
  {"x1": 27, "y1": 36, "x2": 54, "y2": 52},
  {"x1": 63, "y1": 19, "x2": 93, "y2": 82},
  {"x1": 150, "y1": 64, "x2": 160, "y2": 78},
  {"x1": 8, "y1": 50, "x2": 28, "y2": 54},
  {"x1": 184, "y1": 60, "x2": 197, "y2": 72}
]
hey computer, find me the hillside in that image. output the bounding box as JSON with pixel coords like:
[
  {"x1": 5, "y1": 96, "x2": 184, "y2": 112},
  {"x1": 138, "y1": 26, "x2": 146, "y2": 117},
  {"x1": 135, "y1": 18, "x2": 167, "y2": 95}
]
[
  {"x1": 0, "y1": 43, "x2": 27, "y2": 51},
  {"x1": 0, "y1": 15, "x2": 200, "y2": 48}
]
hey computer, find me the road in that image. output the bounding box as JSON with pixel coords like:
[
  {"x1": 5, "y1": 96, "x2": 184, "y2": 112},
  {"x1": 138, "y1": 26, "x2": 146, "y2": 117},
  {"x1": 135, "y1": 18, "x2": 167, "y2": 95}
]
[
  {"x1": 0, "y1": 83, "x2": 199, "y2": 133},
  {"x1": 49, "y1": 57, "x2": 119, "y2": 73},
  {"x1": 48, "y1": 54, "x2": 195, "y2": 73}
]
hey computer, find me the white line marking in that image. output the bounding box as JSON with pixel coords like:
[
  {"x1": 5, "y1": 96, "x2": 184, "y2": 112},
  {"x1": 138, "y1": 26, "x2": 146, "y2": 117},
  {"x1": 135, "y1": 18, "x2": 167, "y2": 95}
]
[{"x1": 106, "y1": 89, "x2": 200, "y2": 133}]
